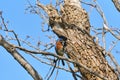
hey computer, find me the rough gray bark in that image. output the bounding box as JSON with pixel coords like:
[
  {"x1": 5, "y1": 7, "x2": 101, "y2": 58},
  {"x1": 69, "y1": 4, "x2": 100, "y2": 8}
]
[{"x1": 37, "y1": 0, "x2": 119, "y2": 79}]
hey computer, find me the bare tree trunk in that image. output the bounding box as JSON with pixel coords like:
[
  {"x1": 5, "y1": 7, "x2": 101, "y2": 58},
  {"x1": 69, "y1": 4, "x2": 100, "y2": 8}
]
[
  {"x1": 62, "y1": 0, "x2": 118, "y2": 80},
  {"x1": 37, "y1": 0, "x2": 118, "y2": 79},
  {"x1": 64, "y1": 28, "x2": 118, "y2": 80}
]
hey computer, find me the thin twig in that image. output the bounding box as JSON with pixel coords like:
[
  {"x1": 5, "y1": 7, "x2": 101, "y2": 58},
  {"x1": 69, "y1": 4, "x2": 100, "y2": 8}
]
[
  {"x1": 0, "y1": 35, "x2": 42, "y2": 80},
  {"x1": 0, "y1": 13, "x2": 21, "y2": 46}
]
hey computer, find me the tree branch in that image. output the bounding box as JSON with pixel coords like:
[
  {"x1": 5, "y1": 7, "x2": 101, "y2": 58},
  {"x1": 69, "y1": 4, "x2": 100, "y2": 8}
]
[
  {"x1": 0, "y1": 32, "x2": 106, "y2": 79},
  {"x1": 0, "y1": 34, "x2": 43, "y2": 80},
  {"x1": 15, "y1": 43, "x2": 107, "y2": 80},
  {"x1": 0, "y1": 12, "x2": 21, "y2": 46}
]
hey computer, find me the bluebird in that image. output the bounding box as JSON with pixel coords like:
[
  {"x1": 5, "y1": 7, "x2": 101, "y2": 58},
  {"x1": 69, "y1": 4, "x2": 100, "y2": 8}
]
[{"x1": 55, "y1": 38, "x2": 65, "y2": 66}]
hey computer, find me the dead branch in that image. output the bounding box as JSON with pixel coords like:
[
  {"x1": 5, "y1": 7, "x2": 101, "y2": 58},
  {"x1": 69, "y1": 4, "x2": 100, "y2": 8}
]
[
  {"x1": 7, "y1": 37, "x2": 107, "y2": 80},
  {"x1": 0, "y1": 12, "x2": 21, "y2": 46},
  {"x1": 0, "y1": 35, "x2": 42, "y2": 80}
]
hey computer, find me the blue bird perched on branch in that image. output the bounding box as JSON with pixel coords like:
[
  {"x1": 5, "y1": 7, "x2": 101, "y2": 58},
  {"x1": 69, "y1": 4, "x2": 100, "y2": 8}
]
[{"x1": 55, "y1": 38, "x2": 66, "y2": 66}]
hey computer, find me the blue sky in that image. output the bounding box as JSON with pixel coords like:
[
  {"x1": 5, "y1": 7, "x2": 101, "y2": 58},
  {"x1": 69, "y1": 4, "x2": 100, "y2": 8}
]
[{"x1": 0, "y1": 0, "x2": 120, "y2": 80}]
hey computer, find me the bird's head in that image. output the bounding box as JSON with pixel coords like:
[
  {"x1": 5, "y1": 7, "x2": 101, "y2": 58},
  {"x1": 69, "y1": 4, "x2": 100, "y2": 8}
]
[{"x1": 56, "y1": 38, "x2": 65, "y2": 46}]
